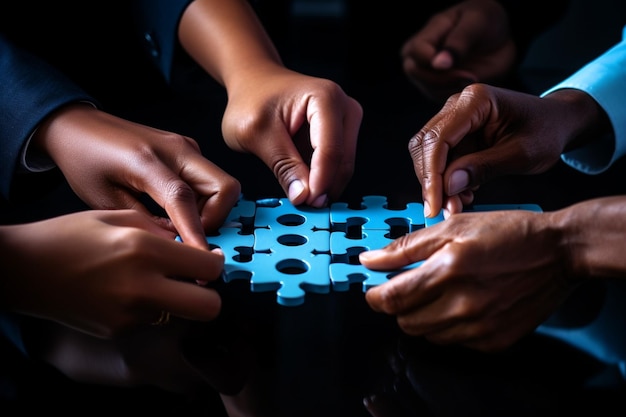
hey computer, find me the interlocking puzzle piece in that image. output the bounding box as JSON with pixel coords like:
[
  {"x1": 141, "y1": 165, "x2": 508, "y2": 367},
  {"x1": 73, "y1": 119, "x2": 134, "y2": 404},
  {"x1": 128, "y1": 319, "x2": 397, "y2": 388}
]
[
  {"x1": 330, "y1": 195, "x2": 425, "y2": 232},
  {"x1": 254, "y1": 197, "x2": 330, "y2": 231},
  {"x1": 329, "y1": 228, "x2": 423, "y2": 291},
  {"x1": 329, "y1": 261, "x2": 425, "y2": 292},
  {"x1": 223, "y1": 196, "x2": 256, "y2": 227},
  {"x1": 222, "y1": 251, "x2": 331, "y2": 307},
  {"x1": 329, "y1": 229, "x2": 393, "y2": 264},
  {"x1": 176, "y1": 227, "x2": 256, "y2": 270},
  {"x1": 254, "y1": 227, "x2": 330, "y2": 253},
  {"x1": 204, "y1": 227, "x2": 255, "y2": 263}
]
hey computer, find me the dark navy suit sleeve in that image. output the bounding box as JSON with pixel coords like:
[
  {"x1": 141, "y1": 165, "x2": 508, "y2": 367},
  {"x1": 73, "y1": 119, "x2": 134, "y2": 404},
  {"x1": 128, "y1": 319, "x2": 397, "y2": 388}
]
[
  {"x1": 0, "y1": 34, "x2": 95, "y2": 201},
  {"x1": 130, "y1": 0, "x2": 195, "y2": 83}
]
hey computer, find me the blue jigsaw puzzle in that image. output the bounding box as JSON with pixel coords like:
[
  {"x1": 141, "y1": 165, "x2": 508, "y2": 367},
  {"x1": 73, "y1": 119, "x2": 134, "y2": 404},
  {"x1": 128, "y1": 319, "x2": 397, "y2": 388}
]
[{"x1": 176, "y1": 196, "x2": 542, "y2": 306}]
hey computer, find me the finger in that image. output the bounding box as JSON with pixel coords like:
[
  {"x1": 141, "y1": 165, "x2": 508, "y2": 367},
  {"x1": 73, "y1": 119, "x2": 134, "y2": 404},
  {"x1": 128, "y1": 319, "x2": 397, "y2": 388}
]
[
  {"x1": 130, "y1": 158, "x2": 210, "y2": 250},
  {"x1": 146, "y1": 238, "x2": 225, "y2": 320},
  {"x1": 365, "y1": 260, "x2": 442, "y2": 315},
  {"x1": 249, "y1": 122, "x2": 313, "y2": 206},
  {"x1": 359, "y1": 228, "x2": 438, "y2": 271},
  {"x1": 177, "y1": 154, "x2": 242, "y2": 232},
  {"x1": 306, "y1": 93, "x2": 361, "y2": 206},
  {"x1": 152, "y1": 277, "x2": 222, "y2": 322},
  {"x1": 436, "y1": 17, "x2": 484, "y2": 66},
  {"x1": 101, "y1": 209, "x2": 178, "y2": 239},
  {"x1": 431, "y1": 49, "x2": 455, "y2": 70},
  {"x1": 402, "y1": 13, "x2": 456, "y2": 65},
  {"x1": 411, "y1": 86, "x2": 495, "y2": 216},
  {"x1": 408, "y1": 108, "x2": 451, "y2": 218}
]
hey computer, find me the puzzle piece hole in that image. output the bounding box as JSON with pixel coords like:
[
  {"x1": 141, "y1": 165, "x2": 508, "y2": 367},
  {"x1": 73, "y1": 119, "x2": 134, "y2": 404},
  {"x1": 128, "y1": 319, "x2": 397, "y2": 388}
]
[
  {"x1": 331, "y1": 246, "x2": 366, "y2": 265},
  {"x1": 276, "y1": 258, "x2": 308, "y2": 275},
  {"x1": 276, "y1": 234, "x2": 307, "y2": 247},
  {"x1": 232, "y1": 246, "x2": 253, "y2": 262},
  {"x1": 277, "y1": 213, "x2": 306, "y2": 227},
  {"x1": 387, "y1": 220, "x2": 411, "y2": 239},
  {"x1": 345, "y1": 218, "x2": 367, "y2": 238},
  {"x1": 208, "y1": 244, "x2": 253, "y2": 262},
  {"x1": 347, "y1": 247, "x2": 365, "y2": 265}
]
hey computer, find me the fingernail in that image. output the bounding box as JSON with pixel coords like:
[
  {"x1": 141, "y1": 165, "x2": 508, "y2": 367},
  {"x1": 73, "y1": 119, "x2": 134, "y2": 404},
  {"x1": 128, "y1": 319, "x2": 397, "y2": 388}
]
[
  {"x1": 432, "y1": 50, "x2": 454, "y2": 69},
  {"x1": 448, "y1": 170, "x2": 469, "y2": 195},
  {"x1": 311, "y1": 194, "x2": 328, "y2": 208},
  {"x1": 288, "y1": 180, "x2": 305, "y2": 201},
  {"x1": 423, "y1": 200, "x2": 431, "y2": 218}
]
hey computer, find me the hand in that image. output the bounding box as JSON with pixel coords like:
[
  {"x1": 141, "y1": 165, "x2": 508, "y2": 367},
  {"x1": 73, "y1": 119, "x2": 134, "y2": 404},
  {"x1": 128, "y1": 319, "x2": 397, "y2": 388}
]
[
  {"x1": 408, "y1": 84, "x2": 605, "y2": 219},
  {"x1": 401, "y1": 0, "x2": 516, "y2": 102},
  {"x1": 33, "y1": 104, "x2": 241, "y2": 249},
  {"x1": 1, "y1": 209, "x2": 224, "y2": 338},
  {"x1": 221, "y1": 65, "x2": 362, "y2": 207},
  {"x1": 359, "y1": 209, "x2": 578, "y2": 352}
]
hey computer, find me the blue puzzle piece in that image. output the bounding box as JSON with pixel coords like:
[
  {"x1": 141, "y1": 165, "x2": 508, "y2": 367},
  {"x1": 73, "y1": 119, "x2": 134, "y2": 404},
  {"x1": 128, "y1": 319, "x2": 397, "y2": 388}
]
[
  {"x1": 204, "y1": 227, "x2": 255, "y2": 263},
  {"x1": 223, "y1": 251, "x2": 331, "y2": 307},
  {"x1": 329, "y1": 229, "x2": 393, "y2": 264},
  {"x1": 223, "y1": 196, "x2": 256, "y2": 227},
  {"x1": 329, "y1": 261, "x2": 425, "y2": 292},
  {"x1": 254, "y1": 197, "x2": 330, "y2": 231},
  {"x1": 176, "y1": 227, "x2": 255, "y2": 270},
  {"x1": 425, "y1": 209, "x2": 446, "y2": 227},
  {"x1": 330, "y1": 195, "x2": 425, "y2": 232},
  {"x1": 254, "y1": 227, "x2": 330, "y2": 253}
]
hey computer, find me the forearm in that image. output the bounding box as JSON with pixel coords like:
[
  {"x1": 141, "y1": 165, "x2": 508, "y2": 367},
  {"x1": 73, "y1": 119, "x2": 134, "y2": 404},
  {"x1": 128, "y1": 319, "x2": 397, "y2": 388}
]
[
  {"x1": 178, "y1": 0, "x2": 283, "y2": 89},
  {"x1": 553, "y1": 196, "x2": 626, "y2": 280}
]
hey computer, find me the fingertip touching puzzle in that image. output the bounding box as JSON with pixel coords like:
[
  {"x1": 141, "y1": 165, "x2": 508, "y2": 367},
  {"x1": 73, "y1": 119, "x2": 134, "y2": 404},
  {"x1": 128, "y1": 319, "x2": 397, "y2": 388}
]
[{"x1": 176, "y1": 196, "x2": 542, "y2": 307}]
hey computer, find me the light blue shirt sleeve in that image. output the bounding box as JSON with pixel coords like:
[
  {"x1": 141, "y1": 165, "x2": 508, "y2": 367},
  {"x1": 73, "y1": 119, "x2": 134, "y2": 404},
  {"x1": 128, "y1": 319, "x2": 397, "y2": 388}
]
[{"x1": 541, "y1": 26, "x2": 626, "y2": 174}]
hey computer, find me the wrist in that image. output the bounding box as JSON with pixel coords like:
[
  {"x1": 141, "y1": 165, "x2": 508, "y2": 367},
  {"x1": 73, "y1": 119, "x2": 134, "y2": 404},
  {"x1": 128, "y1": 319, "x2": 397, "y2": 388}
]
[{"x1": 542, "y1": 89, "x2": 613, "y2": 152}]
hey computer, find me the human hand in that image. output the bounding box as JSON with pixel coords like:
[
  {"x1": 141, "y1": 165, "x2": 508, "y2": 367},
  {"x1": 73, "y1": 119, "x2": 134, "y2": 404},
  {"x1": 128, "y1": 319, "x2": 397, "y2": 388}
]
[
  {"x1": 408, "y1": 84, "x2": 598, "y2": 219},
  {"x1": 221, "y1": 65, "x2": 362, "y2": 207},
  {"x1": 0, "y1": 209, "x2": 224, "y2": 338},
  {"x1": 401, "y1": 0, "x2": 516, "y2": 102},
  {"x1": 33, "y1": 104, "x2": 241, "y2": 250},
  {"x1": 359, "y1": 209, "x2": 578, "y2": 352}
]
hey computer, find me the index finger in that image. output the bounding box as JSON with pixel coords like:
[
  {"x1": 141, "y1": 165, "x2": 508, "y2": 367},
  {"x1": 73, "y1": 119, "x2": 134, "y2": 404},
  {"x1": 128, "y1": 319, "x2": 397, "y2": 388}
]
[
  {"x1": 306, "y1": 88, "x2": 361, "y2": 204},
  {"x1": 148, "y1": 237, "x2": 225, "y2": 321},
  {"x1": 135, "y1": 160, "x2": 210, "y2": 250},
  {"x1": 408, "y1": 90, "x2": 486, "y2": 217}
]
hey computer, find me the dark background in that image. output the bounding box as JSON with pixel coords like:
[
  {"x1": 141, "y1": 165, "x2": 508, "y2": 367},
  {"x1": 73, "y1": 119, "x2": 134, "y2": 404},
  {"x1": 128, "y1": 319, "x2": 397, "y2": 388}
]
[{"x1": 2, "y1": 0, "x2": 626, "y2": 415}]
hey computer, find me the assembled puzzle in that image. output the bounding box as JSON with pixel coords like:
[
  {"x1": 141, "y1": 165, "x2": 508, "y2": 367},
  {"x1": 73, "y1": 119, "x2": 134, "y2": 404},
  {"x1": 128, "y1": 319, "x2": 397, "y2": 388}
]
[{"x1": 177, "y1": 196, "x2": 542, "y2": 307}]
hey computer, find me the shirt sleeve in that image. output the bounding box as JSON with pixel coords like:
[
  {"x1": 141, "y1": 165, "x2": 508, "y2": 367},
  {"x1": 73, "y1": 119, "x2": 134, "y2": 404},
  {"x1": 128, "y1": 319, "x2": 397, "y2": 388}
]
[
  {"x1": 541, "y1": 26, "x2": 626, "y2": 174},
  {"x1": 130, "y1": 0, "x2": 195, "y2": 83},
  {"x1": 0, "y1": 34, "x2": 96, "y2": 200}
]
